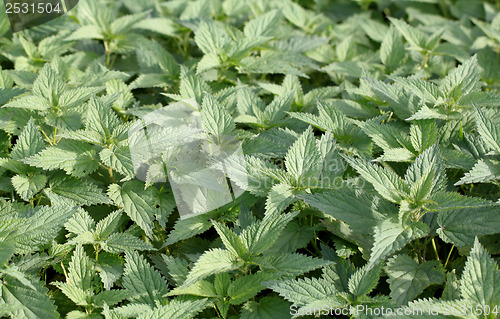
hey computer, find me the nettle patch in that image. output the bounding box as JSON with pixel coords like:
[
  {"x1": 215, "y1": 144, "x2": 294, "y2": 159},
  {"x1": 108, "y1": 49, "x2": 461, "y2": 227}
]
[{"x1": 0, "y1": 0, "x2": 499, "y2": 318}]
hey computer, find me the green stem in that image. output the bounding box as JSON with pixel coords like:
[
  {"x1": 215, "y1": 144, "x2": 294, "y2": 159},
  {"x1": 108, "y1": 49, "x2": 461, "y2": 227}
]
[
  {"x1": 439, "y1": 0, "x2": 449, "y2": 19},
  {"x1": 104, "y1": 41, "x2": 111, "y2": 67},
  {"x1": 444, "y1": 245, "x2": 454, "y2": 268},
  {"x1": 40, "y1": 129, "x2": 54, "y2": 146},
  {"x1": 421, "y1": 51, "x2": 430, "y2": 70},
  {"x1": 36, "y1": 194, "x2": 42, "y2": 206},
  {"x1": 431, "y1": 237, "x2": 440, "y2": 261},
  {"x1": 213, "y1": 304, "x2": 223, "y2": 319},
  {"x1": 108, "y1": 166, "x2": 115, "y2": 183},
  {"x1": 60, "y1": 261, "x2": 69, "y2": 283}
]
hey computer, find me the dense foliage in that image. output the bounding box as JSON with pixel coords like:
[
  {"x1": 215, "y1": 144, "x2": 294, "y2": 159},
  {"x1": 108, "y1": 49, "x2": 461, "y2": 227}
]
[{"x1": 0, "y1": 0, "x2": 500, "y2": 318}]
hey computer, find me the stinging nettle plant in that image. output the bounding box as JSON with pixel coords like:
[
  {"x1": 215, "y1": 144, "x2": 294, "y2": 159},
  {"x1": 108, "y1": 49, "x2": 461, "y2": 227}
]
[{"x1": 0, "y1": 0, "x2": 499, "y2": 318}]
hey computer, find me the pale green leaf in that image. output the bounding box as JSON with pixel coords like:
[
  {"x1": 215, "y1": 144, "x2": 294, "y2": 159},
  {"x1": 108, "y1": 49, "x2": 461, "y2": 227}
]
[
  {"x1": 123, "y1": 250, "x2": 169, "y2": 306},
  {"x1": 385, "y1": 254, "x2": 445, "y2": 306}
]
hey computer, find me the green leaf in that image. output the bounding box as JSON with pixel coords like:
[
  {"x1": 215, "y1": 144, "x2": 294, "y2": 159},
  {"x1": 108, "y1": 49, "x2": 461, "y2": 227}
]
[
  {"x1": 47, "y1": 175, "x2": 111, "y2": 206},
  {"x1": 0, "y1": 87, "x2": 24, "y2": 106},
  {"x1": 85, "y1": 97, "x2": 121, "y2": 141},
  {"x1": 59, "y1": 87, "x2": 102, "y2": 109},
  {"x1": 53, "y1": 245, "x2": 96, "y2": 306},
  {"x1": 0, "y1": 244, "x2": 13, "y2": 266},
  {"x1": 59, "y1": 130, "x2": 104, "y2": 145},
  {"x1": 410, "y1": 120, "x2": 438, "y2": 154},
  {"x1": 241, "y1": 211, "x2": 298, "y2": 255},
  {"x1": 301, "y1": 189, "x2": 387, "y2": 234},
  {"x1": 363, "y1": 78, "x2": 415, "y2": 120},
  {"x1": 348, "y1": 263, "x2": 382, "y2": 298},
  {"x1": 1, "y1": 265, "x2": 37, "y2": 291},
  {"x1": 441, "y1": 55, "x2": 480, "y2": 100},
  {"x1": 460, "y1": 238, "x2": 500, "y2": 307},
  {"x1": 437, "y1": 206, "x2": 500, "y2": 247},
  {"x1": 11, "y1": 174, "x2": 47, "y2": 202},
  {"x1": 94, "y1": 210, "x2": 123, "y2": 240},
  {"x1": 240, "y1": 296, "x2": 291, "y2": 319},
  {"x1": 409, "y1": 166, "x2": 435, "y2": 203},
  {"x1": 358, "y1": 120, "x2": 412, "y2": 152},
  {"x1": 228, "y1": 272, "x2": 277, "y2": 305},
  {"x1": 265, "y1": 277, "x2": 337, "y2": 307},
  {"x1": 474, "y1": 106, "x2": 500, "y2": 154},
  {"x1": 183, "y1": 248, "x2": 244, "y2": 287},
  {"x1": 174, "y1": 66, "x2": 211, "y2": 104},
  {"x1": 385, "y1": 254, "x2": 445, "y2": 306},
  {"x1": 162, "y1": 255, "x2": 189, "y2": 286},
  {"x1": 405, "y1": 144, "x2": 447, "y2": 196},
  {"x1": 3, "y1": 95, "x2": 49, "y2": 111},
  {"x1": 264, "y1": 183, "x2": 296, "y2": 215},
  {"x1": 163, "y1": 214, "x2": 212, "y2": 247},
  {"x1": 67, "y1": 25, "x2": 104, "y2": 41},
  {"x1": 123, "y1": 250, "x2": 169, "y2": 306},
  {"x1": 133, "y1": 17, "x2": 178, "y2": 37},
  {"x1": 392, "y1": 77, "x2": 443, "y2": 105},
  {"x1": 31, "y1": 64, "x2": 65, "y2": 104},
  {"x1": 266, "y1": 222, "x2": 316, "y2": 254},
  {"x1": 11, "y1": 118, "x2": 45, "y2": 161},
  {"x1": 99, "y1": 146, "x2": 135, "y2": 178},
  {"x1": 136, "y1": 38, "x2": 179, "y2": 75},
  {"x1": 321, "y1": 254, "x2": 356, "y2": 292},
  {"x1": 455, "y1": 159, "x2": 500, "y2": 185},
  {"x1": 102, "y1": 233, "x2": 154, "y2": 254},
  {"x1": 110, "y1": 12, "x2": 150, "y2": 35},
  {"x1": 6, "y1": 204, "x2": 77, "y2": 254},
  {"x1": 201, "y1": 93, "x2": 235, "y2": 137},
  {"x1": 344, "y1": 156, "x2": 410, "y2": 204},
  {"x1": 137, "y1": 299, "x2": 209, "y2": 319},
  {"x1": 23, "y1": 141, "x2": 99, "y2": 177},
  {"x1": 212, "y1": 221, "x2": 247, "y2": 258},
  {"x1": 402, "y1": 298, "x2": 471, "y2": 318},
  {"x1": 388, "y1": 17, "x2": 426, "y2": 49},
  {"x1": 369, "y1": 218, "x2": 429, "y2": 266},
  {"x1": 95, "y1": 253, "x2": 124, "y2": 291},
  {"x1": 167, "y1": 280, "x2": 217, "y2": 298},
  {"x1": 194, "y1": 20, "x2": 231, "y2": 55},
  {"x1": 1, "y1": 276, "x2": 59, "y2": 319},
  {"x1": 244, "y1": 10, "x2": 282, "y2": 38},
  {"x1": 68, "y1": 245, "x2": 95, "y2": 291},
  {"x1": 442, "y1": 270, "x2": 460, "y2": 301},
  {"x1": 284, "y1": 127, "x2": 320, "y2": 183},
  {"x1": 257, "y1": 253, "x2": 332, "y2": 277},
  {"x1": 107, "y1": 181, "x2": 156, "y2": 239},
  {"x1": 65, "y1": 208, "x2": 95, "y2": 236},
  {"x1": 93, "y1": 289, "x2": 129, "y2": 307},
  {"x1": 380, "y1": 26, "x2": 405, "y2": 69},
  {"x1": 427, "y1": 192, "x2": 496, "y2": 212},
  {"x1": 263, "y1": 92, "x2": 294, "y2": 126},
  {"x1": 407, "y1": 105, "x2": 453, "y2": 121}
]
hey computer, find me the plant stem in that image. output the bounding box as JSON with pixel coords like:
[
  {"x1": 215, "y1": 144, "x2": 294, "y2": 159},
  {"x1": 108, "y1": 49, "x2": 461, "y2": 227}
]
[
  {"x1": 108, "y1": 166, "x2": 114, "y2": 183},
  {"x1": 444, "y1": 245, "x2": 454, "y2": 268},
  {"x1": 439, "y1": 0, "x2": 449, "y2": 18},
  {"x1": 431, "y1": 237, "x2": 440, "y2": 261},
  {"x1": 61, "y1": 261, "x2": 69, "y2": 284},
  {"x1": 40, "y1": 129, "x2": 54, "y2": 146},
  {"x1": 213, "y1": 304, "x2": 223, "y2": 319},
  {"x1": 104, "y1": 41, "x2": 111, "y2": 67}
]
